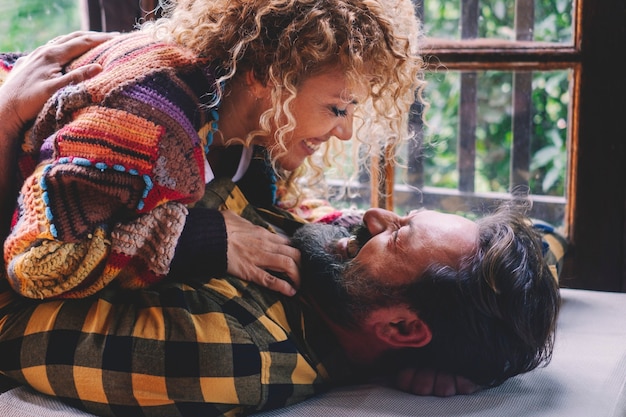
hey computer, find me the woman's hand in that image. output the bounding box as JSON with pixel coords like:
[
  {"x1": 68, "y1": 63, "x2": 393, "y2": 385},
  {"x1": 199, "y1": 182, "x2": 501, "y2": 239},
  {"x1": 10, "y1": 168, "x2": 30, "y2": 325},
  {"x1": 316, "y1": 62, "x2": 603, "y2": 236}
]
[
  {"x1": 222, "y1": 210, "x2": 301, "y2": 296},
  {"x1": 395, "y1": 368, "x2": 482, "y2": 397},
  {"x1": 1, "y1": 31, "x2": 117, "y2": 137}
]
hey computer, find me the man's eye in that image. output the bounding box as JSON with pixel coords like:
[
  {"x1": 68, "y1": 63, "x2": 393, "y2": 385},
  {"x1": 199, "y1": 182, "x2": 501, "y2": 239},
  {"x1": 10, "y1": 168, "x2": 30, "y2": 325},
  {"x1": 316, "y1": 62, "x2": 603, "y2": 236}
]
[
  {"x1": 331, "y1": 106, "x2": 348, "y2": 117},
  {"x1": 392, "y1": 225, "x2": 402, "y2": 244}
]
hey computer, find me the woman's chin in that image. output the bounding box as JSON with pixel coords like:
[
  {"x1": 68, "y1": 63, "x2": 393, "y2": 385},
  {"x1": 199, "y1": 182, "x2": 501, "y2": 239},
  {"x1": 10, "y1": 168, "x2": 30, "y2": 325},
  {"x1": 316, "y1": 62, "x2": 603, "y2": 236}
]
[{"x1": 277, "y1": 156, "x2": 306, "y2": 172}]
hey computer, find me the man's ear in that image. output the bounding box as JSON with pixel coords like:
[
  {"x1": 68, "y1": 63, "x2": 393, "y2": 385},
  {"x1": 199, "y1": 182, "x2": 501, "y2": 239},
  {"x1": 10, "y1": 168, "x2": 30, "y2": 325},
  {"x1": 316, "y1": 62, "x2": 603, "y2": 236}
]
[{"x1": 369, "y1": 307, "x2": 432, "y2": 348}]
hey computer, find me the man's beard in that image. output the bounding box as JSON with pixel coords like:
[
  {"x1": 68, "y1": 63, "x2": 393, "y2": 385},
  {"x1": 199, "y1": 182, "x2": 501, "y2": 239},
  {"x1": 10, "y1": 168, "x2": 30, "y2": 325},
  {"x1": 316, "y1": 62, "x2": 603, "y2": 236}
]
[{"x1": 290, "y1": 222, "x2": 372, "y2": 327}]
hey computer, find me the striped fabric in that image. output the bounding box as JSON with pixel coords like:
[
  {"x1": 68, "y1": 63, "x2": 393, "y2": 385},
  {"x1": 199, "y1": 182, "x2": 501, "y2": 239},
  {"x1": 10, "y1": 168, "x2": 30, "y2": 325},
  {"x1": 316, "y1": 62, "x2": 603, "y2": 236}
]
[
  {"x1": 531, "y1": 219, "x2": 568, "y2": 283},
  {"x1": 3, "y1": 32, "x2": 219, "y2": 299}
]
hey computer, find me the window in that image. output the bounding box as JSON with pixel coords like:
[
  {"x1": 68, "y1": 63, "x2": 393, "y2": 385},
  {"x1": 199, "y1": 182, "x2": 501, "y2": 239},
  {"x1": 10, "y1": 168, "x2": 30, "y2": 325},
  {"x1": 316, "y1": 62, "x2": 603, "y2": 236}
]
[
  {"x1": 328, "y1": 0, "x2": 626, "y2": 291},
  {"x1": 392, "y1": 0, "x2": 573, "y2": 226},
  {"x1": 411, "y1": 0, "x2": 626, "y2": 291},
  {"x1": 0, "y1": 0, "x2": 158, "y2": 53},
  {"x1": 328, "y1": 1, "x2": 575, "y2": 227}
]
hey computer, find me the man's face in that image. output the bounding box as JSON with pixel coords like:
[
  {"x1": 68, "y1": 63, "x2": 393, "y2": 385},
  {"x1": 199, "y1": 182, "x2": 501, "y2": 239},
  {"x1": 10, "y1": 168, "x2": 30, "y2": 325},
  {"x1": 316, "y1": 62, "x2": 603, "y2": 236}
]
[
  {"x1": 290, "y1": 208, "x2": 479, "y2": 326},
  {"x1": 345, "y1": 208, "x2": 479, "y2": 286}
]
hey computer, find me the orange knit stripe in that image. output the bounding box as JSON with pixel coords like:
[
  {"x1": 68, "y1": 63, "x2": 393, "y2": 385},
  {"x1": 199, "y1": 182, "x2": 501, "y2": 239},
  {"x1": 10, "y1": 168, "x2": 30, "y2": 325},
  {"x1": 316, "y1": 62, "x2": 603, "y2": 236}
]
[
  {"x1": 4, "y1": 171, "x2": 53, "y2": 264},
  {"x1": 56, "y1": 106, "x2": 164, "y2": 174}
]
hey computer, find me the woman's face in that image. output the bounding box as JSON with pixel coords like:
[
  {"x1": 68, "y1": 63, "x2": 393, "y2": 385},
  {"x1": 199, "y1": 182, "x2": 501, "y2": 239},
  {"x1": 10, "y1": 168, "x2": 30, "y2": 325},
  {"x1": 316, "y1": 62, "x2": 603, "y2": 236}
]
[{"x1": 262, "y1": 69, "x2": 363, "y2": 171}]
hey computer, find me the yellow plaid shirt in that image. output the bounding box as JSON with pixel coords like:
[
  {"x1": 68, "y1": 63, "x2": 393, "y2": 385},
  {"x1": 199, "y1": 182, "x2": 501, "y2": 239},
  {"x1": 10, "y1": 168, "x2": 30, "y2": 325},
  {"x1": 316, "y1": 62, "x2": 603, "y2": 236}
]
[{"x1": 0, "y1": 179, "x2": 354, "y2": 416}]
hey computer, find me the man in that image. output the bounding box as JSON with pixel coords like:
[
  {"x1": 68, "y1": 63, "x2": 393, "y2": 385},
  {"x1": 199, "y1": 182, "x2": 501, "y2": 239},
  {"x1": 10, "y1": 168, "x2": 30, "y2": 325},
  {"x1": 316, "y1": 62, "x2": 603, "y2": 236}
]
[
  {"x1": 294, "y1": 204, "x2": 560, "y2": 389},
  {"x1": 0, "y1": 172, "x2": 560, "y2": 416}
]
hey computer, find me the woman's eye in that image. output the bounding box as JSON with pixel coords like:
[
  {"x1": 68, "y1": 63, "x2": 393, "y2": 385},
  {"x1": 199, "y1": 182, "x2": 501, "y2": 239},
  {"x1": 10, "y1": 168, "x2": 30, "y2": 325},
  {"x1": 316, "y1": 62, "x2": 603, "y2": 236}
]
[{"x1": 331, "y1": 106, "x2": 348, "y2": 117}]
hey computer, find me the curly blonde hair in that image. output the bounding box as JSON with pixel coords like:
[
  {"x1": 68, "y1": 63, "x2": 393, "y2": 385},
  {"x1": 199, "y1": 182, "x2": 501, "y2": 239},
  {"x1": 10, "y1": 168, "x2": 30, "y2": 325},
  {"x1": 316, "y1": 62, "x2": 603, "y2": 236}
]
[{"x1": 143, "y1": 0, "x2": 425, "y2": 203}]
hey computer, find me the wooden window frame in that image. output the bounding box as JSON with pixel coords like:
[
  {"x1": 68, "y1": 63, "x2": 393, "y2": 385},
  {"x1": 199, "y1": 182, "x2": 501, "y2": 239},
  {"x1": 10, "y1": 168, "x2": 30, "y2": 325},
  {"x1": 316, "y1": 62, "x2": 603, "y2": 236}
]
[
  {"x1": 83, "y1": 0, "x2": 159, "y2": 32},
  {"x1": 566, "y1": 0, "x2": 626, "y2": 292},
  {"x1": 374, "y1": 0, "x2": 625, "y2": 291}
]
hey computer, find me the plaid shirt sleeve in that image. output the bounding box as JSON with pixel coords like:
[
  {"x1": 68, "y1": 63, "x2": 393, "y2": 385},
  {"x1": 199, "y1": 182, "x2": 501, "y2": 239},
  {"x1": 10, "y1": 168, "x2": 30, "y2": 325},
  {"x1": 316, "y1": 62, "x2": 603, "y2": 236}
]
[{"x1": 0, "y1": 274, "x2": 339, "y2": 416}]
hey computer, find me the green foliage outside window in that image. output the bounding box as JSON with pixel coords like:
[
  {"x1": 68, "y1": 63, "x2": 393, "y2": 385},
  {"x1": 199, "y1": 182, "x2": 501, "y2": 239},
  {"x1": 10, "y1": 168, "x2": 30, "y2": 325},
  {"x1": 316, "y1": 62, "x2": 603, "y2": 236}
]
[
  {"x1": 0, "y1": 0, "x2": 80, "y2": 52},
  {"x1": 422, "y1": 0, "x2": 573, "y2": 43},
  {"x1": 419, "y1": 69, "x2": 569, "y2": 197},
  {"x1": 418, "y1": 0, "x2": 572, "y2": 197}
]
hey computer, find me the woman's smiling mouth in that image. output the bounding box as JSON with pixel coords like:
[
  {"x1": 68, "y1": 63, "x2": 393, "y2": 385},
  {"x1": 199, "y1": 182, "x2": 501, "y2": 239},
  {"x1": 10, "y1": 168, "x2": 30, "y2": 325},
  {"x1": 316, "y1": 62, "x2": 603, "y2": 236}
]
[{"x1": 303, "y1": 139, "x2": 321, "y2": 154}]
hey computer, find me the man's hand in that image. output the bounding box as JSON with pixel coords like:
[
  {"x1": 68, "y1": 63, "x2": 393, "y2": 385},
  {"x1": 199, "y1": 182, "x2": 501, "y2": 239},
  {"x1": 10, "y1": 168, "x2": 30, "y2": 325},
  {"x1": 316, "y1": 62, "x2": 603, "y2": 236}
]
[
  {"x1": 395, "y1": 368, "x2": 482, "y2": 397},
  {"x1": 1, "y1": 31, "x2": 117, "y2": 138}
]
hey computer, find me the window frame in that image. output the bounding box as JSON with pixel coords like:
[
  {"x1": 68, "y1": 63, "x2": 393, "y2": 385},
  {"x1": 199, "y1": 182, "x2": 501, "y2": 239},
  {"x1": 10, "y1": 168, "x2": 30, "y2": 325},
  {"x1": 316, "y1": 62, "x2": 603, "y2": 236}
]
[{"x1": 376, "y1": 0, "x2": 626, "y2": 291}]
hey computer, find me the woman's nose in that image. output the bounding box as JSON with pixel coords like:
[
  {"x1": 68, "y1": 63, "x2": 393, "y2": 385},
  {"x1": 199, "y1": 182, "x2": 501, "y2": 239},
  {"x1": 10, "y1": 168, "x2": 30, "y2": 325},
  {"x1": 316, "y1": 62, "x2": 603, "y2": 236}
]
[
  {"x1": 331, "y1": 114, "x2": 353, "y2": 141},
  {"x1": 362, "y1": 208, "x2": 397, "y2": 236}
]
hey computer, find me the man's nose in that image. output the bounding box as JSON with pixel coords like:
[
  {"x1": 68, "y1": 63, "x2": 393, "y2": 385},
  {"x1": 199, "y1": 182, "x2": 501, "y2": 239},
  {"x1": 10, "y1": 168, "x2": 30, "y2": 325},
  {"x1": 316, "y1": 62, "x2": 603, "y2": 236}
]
[
  {"x1": 330, "y1": 114, "x2": 353, "y2": 141},
  {"x1": 362, "y1": 208, "x2": 397, "y2": 236}
]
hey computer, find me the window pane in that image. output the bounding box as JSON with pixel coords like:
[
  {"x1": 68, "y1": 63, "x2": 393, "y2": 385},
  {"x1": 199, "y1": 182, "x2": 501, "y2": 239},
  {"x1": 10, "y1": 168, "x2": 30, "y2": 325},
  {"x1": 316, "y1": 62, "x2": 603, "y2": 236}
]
[
  {"x1": 0, "y1": 0, "x2": 80, "y2": 52},
  {"x1": 393, "y1": 69, "x2": 570, "y2": 227},
  {"x1": 418, "y1": 0, "x2": 574, "y2": 43}
]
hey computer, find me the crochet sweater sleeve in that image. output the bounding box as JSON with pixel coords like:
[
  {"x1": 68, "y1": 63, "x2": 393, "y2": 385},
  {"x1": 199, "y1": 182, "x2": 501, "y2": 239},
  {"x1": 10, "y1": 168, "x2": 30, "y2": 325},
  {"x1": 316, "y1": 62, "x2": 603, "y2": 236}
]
[{"x1": 3, "y1": 34, "x2": 218, "y2": 299}]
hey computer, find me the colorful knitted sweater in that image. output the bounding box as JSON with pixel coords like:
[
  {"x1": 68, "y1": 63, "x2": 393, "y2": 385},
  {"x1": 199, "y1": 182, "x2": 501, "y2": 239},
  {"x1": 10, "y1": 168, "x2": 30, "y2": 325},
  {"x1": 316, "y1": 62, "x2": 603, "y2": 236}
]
[{"x1": 3, "y1": 32, "x2": 232, "y2": 299}]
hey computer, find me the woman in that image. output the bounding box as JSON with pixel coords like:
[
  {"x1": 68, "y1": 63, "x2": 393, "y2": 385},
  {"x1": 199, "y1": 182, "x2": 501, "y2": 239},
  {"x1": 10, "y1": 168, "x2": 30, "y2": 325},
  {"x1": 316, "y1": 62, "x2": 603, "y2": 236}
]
[{"x1": 4, "y1": 0, "x2": 424, "y2": 298}]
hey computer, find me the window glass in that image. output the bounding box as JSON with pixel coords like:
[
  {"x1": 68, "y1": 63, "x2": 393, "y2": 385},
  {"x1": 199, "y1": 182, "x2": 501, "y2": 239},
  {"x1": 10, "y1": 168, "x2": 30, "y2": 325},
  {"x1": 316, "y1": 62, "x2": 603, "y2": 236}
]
[
  {"x1": 0, "y1": 0, "x2": 80, "y2": 52},
  {"x1": 321, "y1": 69, "x2": 570, "y2": 227},
  {"x1": 419, "y1": 0, "x2": 574, "y2": 43},
  {"x1": 392, "y1": 69, "x2": 570, "y2": 226}
]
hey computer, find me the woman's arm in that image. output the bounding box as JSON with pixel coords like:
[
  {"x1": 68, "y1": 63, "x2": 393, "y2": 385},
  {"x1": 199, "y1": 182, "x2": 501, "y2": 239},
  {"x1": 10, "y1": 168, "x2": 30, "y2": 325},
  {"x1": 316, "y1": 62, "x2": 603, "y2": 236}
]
[{"x1": 3, "y1": 34, "x2": 215, "y2": 299}]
